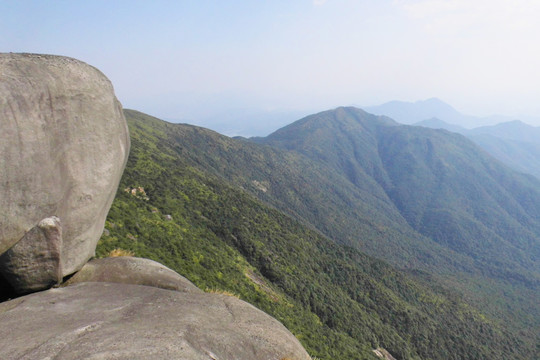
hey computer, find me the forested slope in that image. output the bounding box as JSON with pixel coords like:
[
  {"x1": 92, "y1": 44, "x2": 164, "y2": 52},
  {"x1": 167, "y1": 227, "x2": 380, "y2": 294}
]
[
  {"x1": 96, "y1": 109, "x2": 533, "y2": 359},
  {"x1": 125, "y1": 107, "x2": 539, "y2": 343},
  {"x1": 258, "y1": 107, "x2": 540, "y2": 335}
]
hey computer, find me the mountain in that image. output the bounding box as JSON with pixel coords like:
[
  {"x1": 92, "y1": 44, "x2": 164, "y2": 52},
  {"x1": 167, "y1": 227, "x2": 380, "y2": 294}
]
[
  {"x1": 467, "y1": 121, "x2": 540, "y2": 179},
  {"x1": 255, "y1": 107, "x2": 540, "y2": 338},
  {"x1": 364, "y1": 98, "x2": 513, "y2": 128},
  {"x1": 159, "y1": 110, "x2": 469, "y2": 276},
  {"x1": 119, "y1": 107, "x2": 540, "y2": 347},
  {"x1": 470, "y1": 120, "x2": 540, "y2": 142},
  {"x1": 366, "y1": 99, "x2": 540, "y2": 179},
  {"x1": 468, "y1": 133, "x2": 540, "y2": 179},
  {"x1": 260, "y1": 107, "x2": 540, "y2": 276},
  {"x1": 96, "y1": 109, "x2": 536, "y2": 359},
  {"x1": 416, "y1": 119, "x2": 540, "y2": 179}
]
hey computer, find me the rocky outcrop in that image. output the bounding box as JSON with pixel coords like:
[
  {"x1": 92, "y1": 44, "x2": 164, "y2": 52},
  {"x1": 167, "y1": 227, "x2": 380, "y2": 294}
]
[
  {"x1": 0, "y1": 53, "x2": 312, "y2": 359},
  {"x1": 0, "y1": 282, "x2": 311, "y2": 360},
  {"x1": 373, "y1": 347, "x2": 397, "y2": 360},
  {"x1": 0, "y1": 53, "x2": 130, "y2": 289},
  {"x1": 63, "y1": 256, "x2": 202, "y2": 293},
  {"x1": 0, "y1": 216, "x2": 62, "y2": 294}
]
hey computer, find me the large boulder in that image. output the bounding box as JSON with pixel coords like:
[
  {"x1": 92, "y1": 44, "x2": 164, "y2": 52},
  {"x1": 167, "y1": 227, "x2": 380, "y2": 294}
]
[
  {"x1": 0, "y1": 282, "x2": 311, "y2": 360},
  {"x1": 63, "y1": 256, "x2": 202, "y2": 293},
  {"x1": 0, "y1": 53, "x2": 130, "y2": 288},
  {"x1": 0, "y1": 216, "x2": 62, "y2": 294}
]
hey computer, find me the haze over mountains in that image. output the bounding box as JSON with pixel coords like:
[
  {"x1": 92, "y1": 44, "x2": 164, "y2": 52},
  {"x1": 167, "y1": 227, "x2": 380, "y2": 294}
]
[
  {"x1": 414, "y1": 115, "x2": 540, "y2": 179},
  {"x1": 364, "y1": 98, "x2": 540, "y2": 128},
  {"x1": 361, "y1": 98, "x2": 540, "y2": 180},
  {"x1": 173, "y1": 108, "x2": 309, "y2": 138}
]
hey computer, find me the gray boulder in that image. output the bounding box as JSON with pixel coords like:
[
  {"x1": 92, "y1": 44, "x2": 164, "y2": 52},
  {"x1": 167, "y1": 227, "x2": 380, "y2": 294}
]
[
  {"x1": 63, "y1": 256, "x2": 202, "y2": 293},
  {"x1": 0, "y1": 216, "x2": 62, "y2": 294},
  {"x1": 0, "y1": 53, "x2": 130, "y2": 283},
  {"x1": 0, "y1": 282, "x2": 311, "y2": 360}
]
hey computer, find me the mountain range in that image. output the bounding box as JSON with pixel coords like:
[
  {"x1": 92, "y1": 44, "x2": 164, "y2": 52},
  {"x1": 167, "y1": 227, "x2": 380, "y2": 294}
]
[
  {"x1": 363, "y1": 98, "x2": 539, "y2": 128},
  {"x1": 98, "y1": 107, "x2": 540, "y2": 359},
  {"x1": 255, "y1": 108, "x2": 540, "y2": 324},
  {"x1": 415, "y1": 117, "x2": 540, "y2": 179}
]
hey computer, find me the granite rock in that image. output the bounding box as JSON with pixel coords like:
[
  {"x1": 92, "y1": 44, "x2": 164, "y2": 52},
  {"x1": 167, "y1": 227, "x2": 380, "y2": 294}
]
[
  {"x1": 63, "y1": 256, "x2": 202, "y2": 293},
  {"x1": 0, "y1": 53, "x2": 130, "y2": 280},
  {"x1": 0, "y1": 282, "x2": 311, "y2": 360},
  {"x1": 0, "y1": 216, "x2": 62, "y2": 293}
]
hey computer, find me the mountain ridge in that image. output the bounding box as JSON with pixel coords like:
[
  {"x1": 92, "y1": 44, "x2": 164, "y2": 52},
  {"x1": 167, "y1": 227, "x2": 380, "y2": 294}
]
[
  {"x1": 414, "y1": 117, "x2": 540, "y2": 179},
  {"x1": 364, "y1": 98, "x2": 539, "y2": 128},
  {"x1": 111, "y1": 108, "x2": 540, "y2": 350},
  {"x1": 261, "y1": 107, "x2": 540, "y2": 280},
  {"x1": 254, "y1": 106, "x2": 540, "y2": 337}
]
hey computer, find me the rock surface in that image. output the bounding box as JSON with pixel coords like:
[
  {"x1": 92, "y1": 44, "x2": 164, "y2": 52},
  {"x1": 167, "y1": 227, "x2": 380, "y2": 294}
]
[
  {"x1": 0, "y1": 53, "x2": 312, "y2": 360},
  {"x1": 0, "y1": 53, "x2": 130, "y2": 279},
  {"x1": 0, "y1": 216, "x2": 62, "y2": 294},
  {"x1": 0, "y1": 282, "x2": 311, "y2": 360},
  {"x1": 63, "y1": 256, "x2": 202, "y2": 293}
]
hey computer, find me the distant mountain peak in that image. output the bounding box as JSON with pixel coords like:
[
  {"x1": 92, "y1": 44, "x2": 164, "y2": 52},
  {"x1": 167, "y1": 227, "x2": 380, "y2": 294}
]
[
  {"x1": 416, "y1": 97, "x2": 452, "y2": 106},
  {"x1": 264, "y1": 106, "x2": 399, "y2": 142},
  {"x1": 363, "y1": 98, "x2": 469, "y2": 126},
  {"x1": 363, "y1": 98, "x2": 527, "y2": 129},
  {"x1": 469, "y1": 118, "x2": 540, "y2": 144}
]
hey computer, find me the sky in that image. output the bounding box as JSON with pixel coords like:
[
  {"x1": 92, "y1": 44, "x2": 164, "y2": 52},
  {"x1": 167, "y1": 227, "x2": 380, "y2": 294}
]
[{"x1": 2, "y1": 0, "x2": 540, "y2": 134}]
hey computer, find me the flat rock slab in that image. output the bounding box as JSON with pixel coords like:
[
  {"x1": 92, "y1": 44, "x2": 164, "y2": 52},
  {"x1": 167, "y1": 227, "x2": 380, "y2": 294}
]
[
  {"x1": 0, "y1": 282, "x2": 311, "y2": 360},
  {"x1": 63, "y1": 256, "x2": 202, "y2": 293},
  {"x1": 0, "y1": 53, "x2": 130, "y2": 279}
]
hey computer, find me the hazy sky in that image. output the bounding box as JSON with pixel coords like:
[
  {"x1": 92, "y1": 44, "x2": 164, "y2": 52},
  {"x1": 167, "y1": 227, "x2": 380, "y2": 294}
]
[{"x1": 2, "y1": 0, "x2": 540, "y2": 132}]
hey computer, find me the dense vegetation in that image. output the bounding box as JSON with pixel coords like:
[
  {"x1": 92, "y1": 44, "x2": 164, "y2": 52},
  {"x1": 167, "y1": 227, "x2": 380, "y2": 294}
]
[
  {"x1": 257, "y1": 107, "x2": 540, "y2": 336},
  {"x1": 127, "y1": 106, "x2": 539, "y2": 343},
  {"x1": 261, "y1": 107, "x2": 540, "y2": 279},
  {"x1": 97, "y1": 109, "x2": 536, "y2": 359},
  {"x1": 417, "y1": 117, "x2": 540, "y2": 179}
]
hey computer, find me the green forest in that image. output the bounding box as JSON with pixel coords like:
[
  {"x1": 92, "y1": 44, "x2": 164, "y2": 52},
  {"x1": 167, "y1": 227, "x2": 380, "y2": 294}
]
[{"x1": 96, "y1": 109, "x2": 538, "y2": 359}]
